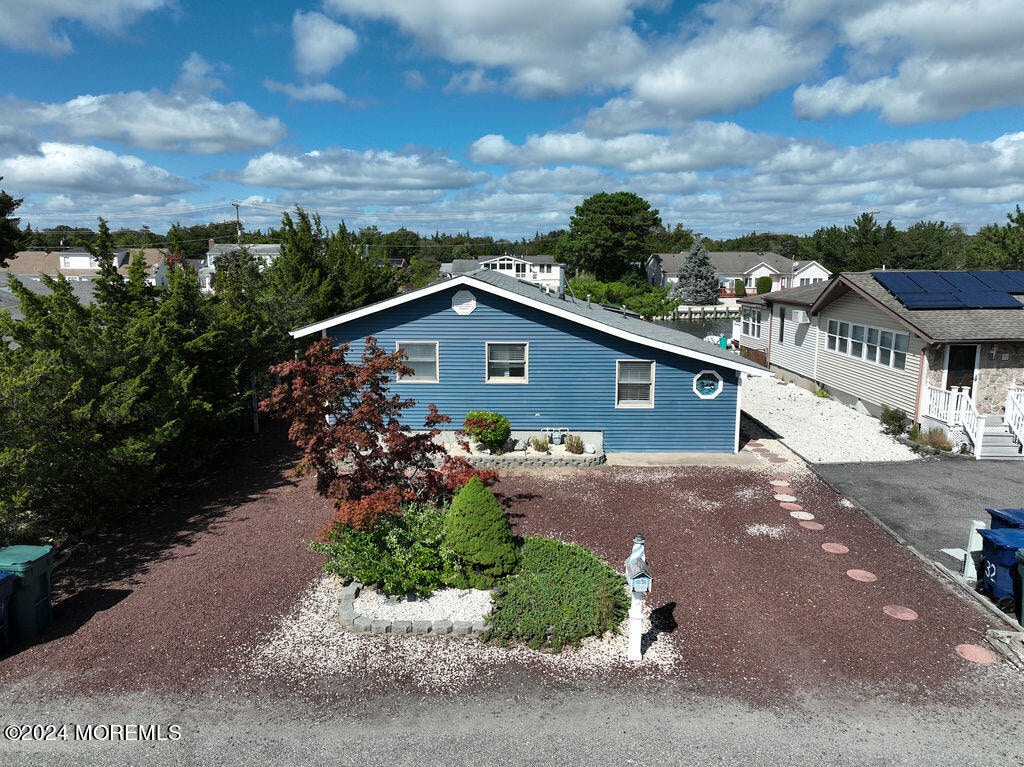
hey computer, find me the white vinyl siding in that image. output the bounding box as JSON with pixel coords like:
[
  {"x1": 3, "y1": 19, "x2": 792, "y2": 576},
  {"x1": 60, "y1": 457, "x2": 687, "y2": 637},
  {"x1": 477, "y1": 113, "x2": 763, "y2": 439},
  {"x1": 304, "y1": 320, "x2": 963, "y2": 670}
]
[
  {"x1": 770, "y1": 303, "x2": 819, "y2": 379},
  {"x1": 486, "y1": 342, "x2": 528, "y2": 382},
  {"x1": 816, "y1": 293, "x2": 922, "y2": 414},
  {"x1": 396, "y1": 341, "x2": 438, "y2": 382},
  {"x1": 616, "y1": 360, "x2": 655, "y2": 408}
]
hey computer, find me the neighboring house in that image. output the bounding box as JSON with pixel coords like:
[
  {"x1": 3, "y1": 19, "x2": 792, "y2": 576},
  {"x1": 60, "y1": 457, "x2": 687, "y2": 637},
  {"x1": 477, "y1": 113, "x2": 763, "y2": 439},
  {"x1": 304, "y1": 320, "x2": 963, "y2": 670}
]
[
  {"x1": 197, "y1": 241, "x2": 282, "y2": 292},
  {"x1": 4, "y1": 248, "x2": 165, "y2": 287},
  {"x1": 753, "y1": 271, "x2": 1024, "y2": 460},
  {"x1": 647, "y1": 251, "x2": 830, "y2": 295},
  {"x1": 291, "y1": 269, "x2": 770, "y2": 454},
  {"x1": 733, "y1": 282, "x2": 826, "y2": 371},
  {"x1": 440, "y1": 254, "x2": 565, "y2": 296}
]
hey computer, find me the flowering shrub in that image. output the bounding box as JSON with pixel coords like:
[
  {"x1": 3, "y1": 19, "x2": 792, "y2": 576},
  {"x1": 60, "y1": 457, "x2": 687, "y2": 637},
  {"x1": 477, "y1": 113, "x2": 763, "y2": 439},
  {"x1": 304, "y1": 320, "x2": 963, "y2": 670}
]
[{"x1": 463, "y1": 411, "x2": 511, "y2": 452}]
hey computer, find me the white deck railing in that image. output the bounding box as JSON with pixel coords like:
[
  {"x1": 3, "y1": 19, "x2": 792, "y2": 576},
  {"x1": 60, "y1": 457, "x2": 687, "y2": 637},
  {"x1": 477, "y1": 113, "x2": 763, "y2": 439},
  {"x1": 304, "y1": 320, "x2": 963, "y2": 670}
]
[
  {"x1": 1006, "y1": 384, "x2": 1024, "y2": 448},
  {"x1": 924, "y1": 384, "x2": 985, "y2": 457}
]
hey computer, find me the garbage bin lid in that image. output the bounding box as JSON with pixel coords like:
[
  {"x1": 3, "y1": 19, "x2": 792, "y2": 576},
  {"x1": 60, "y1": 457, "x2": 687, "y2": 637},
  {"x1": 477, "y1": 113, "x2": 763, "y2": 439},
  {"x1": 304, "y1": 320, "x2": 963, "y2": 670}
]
[
  {"x1": 986, "y1": 508, "x2": 1024, "y2": 524},
  {"x1": 0, "y1": 545, "x2": 53, "y2": 567},
  {"x1": 977, "y1": 528, "x2": 1024, "y2": 548}
]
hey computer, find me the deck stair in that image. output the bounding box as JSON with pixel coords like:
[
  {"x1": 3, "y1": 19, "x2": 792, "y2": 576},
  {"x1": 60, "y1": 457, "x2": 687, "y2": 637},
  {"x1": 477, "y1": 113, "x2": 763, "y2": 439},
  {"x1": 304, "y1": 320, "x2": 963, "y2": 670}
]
[{"x1": 977, "y1": 415, "x2": 1023, "y2": 460}]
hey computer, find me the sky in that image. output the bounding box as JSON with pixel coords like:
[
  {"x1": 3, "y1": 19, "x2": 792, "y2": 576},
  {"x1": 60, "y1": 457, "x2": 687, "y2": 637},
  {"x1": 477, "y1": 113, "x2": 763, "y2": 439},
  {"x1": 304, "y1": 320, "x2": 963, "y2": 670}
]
[{"x1": 2, "y1": 0, "x2": 1024, "y2": 242}]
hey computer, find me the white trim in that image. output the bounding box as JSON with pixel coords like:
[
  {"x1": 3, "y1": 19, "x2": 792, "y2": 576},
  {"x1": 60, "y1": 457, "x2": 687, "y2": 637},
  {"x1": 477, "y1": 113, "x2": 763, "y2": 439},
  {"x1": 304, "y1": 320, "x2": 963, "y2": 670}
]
[
  {"x1": 395, "y1": 340, "x2": 439, "y2": 383},
  {"x1": 693, "y1": 369, "x2": 724, "y2": 400},
  {"x1": 615, "y1": 359, "x2": 655, "y2": 408},
  {"x1": 291, "y1": 273, "x2": 770, "y2": 377},
  {"x1": 485, "y1": 341, "x2": 529, "y2": 384}
]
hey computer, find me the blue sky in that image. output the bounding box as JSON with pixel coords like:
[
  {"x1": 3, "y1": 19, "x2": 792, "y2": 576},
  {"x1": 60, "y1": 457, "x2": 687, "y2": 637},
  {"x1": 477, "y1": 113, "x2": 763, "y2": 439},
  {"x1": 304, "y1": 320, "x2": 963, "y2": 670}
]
[{"x1": 2, "y1": 0, "x2": 1024, "y2": 240}]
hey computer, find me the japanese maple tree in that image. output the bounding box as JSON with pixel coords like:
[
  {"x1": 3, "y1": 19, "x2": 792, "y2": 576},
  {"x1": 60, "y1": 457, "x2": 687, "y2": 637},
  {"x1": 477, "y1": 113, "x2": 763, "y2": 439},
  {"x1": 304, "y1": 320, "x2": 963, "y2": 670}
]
[{"x1": 260, "y1": 335, "x2": 492, "y2": 530}]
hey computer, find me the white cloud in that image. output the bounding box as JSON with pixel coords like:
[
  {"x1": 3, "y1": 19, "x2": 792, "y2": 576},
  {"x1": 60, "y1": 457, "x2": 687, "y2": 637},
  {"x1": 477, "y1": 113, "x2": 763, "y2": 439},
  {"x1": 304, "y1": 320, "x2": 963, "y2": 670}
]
[
  {"x1": 324, "y1": 0, "x2": 652, "y2": 95},
  {"x1": 231, "y1": 147, "x2": 484, "y2": 191},
  {"x1": 264, "y1": 80, "x2": 350, "y2": 104},
  {"x1": 174, "y1": 53, "x2": 228, "y2": 97},
  {"x1": 22, "y1": 92, "x2": 287, "y2": 154},
  {"x1": 0, "y1": 142, "x2": 192, "y2": 195},
  {"x1": 470, "y1": 125, "x2": 784, "y2": 173},
  {"x1": 502, "y1": 166, "x2": 618, "y2": 194},
  {"x1": 293, "y1": 10, "x2": 358, "y2": 77},
  {"x1": 0, "y1": 0, "x2": 168, "y2": 55}
]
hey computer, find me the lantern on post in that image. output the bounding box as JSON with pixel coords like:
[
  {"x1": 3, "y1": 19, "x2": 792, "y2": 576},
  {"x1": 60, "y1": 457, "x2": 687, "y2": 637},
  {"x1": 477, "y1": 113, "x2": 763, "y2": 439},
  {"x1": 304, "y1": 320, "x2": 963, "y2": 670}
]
[{"x1": 624, "y1": 533, "x2": 652, "y2": 661}]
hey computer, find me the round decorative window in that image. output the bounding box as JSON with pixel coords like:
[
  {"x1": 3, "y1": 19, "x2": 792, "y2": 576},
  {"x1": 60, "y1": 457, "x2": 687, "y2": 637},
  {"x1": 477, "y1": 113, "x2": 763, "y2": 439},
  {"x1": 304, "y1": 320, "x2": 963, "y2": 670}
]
[{"x1": 693, "y1": 370, "x2": 724, "y2": 400}]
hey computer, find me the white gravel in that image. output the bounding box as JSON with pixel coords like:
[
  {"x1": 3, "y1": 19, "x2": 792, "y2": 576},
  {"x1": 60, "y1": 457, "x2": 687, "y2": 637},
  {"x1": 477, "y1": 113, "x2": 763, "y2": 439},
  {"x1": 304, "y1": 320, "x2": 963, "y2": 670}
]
[
  {"x1": 355, "y1": 586, "x2": 492, "y2": 622},
  {"x1": 742, "y1": 374, "x2": 921, "y2": 464}
]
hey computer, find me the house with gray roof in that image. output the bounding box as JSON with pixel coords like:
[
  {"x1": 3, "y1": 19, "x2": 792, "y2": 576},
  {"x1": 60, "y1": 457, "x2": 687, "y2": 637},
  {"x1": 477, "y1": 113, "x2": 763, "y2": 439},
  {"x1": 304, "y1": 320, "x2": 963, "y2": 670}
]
[
  {"x1": 292, "y1": 268, "x2": 770, "y2": 454},
  {"x1": 748, "y1": 271, "x2": 1024, "y2": 460},
  {"x1": 440, "y1": 254, "x2": 565, "y2": 296},
  {"x1": 647, "y1": 250, "x2": 830, "y2": 295}
]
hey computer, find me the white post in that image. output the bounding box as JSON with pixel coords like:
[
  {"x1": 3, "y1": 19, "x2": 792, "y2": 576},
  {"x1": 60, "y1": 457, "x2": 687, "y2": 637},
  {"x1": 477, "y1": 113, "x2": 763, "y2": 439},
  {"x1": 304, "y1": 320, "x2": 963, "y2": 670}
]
[
  {"x1": 963, "y1": 520, "x2": 986, "y2": 582},
  {"x1": 628, "y1": 592, "x2": 644, "y2": 661}
]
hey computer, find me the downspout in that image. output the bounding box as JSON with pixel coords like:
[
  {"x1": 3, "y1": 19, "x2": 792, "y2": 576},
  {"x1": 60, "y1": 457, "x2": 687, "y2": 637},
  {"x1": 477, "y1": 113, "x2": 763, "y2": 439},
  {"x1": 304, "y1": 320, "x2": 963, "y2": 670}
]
[
  {"x1": 913, "y1": 342, "x2": 928, "y2": 426},
  {"x1": 734, "y1": 373, "x2": 743, "y2": 453}
]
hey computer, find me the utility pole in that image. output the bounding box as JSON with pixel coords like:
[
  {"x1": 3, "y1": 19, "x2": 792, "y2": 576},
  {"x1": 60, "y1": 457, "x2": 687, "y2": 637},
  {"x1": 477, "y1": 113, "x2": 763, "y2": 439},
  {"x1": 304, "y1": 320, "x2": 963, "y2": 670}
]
[{"x1": 232, "y1": 202, "x2": 241, "y2": 243}]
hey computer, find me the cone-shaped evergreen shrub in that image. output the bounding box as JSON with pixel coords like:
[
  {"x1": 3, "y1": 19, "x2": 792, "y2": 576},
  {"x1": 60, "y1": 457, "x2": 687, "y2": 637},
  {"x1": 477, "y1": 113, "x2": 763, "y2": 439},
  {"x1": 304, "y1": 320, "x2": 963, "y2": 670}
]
[{"x1": 443, "y1": 476, "x2": 518, "y2": 588}]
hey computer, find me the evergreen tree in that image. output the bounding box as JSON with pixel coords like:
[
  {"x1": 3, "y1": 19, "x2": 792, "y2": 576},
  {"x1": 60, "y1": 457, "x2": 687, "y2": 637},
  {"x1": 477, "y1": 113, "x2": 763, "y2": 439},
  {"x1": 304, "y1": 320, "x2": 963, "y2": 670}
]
[
  {"x1": 443, "y1": 476, "x2": 518, "y2": 589},
  {"x1": 0, "y1": 178, "x2": 24, "y2": 268},
  {"x1": 674, "y1": 235, "x2": 720, "y2": 305}
]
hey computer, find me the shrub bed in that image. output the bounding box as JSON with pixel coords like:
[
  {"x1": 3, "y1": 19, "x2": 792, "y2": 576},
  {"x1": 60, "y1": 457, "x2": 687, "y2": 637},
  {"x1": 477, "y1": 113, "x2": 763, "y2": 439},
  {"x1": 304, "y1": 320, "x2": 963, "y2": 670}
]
[{"x1": 483, "y1": 537, "x2": 629, "y2": 651}]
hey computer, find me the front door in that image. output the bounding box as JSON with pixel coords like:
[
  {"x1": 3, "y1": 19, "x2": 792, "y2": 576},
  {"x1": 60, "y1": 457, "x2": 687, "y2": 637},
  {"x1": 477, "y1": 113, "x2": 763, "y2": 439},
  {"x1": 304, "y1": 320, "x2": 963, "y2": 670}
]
[{"x1": 947, "y1": 345, "x2": 978, "y2": 395}]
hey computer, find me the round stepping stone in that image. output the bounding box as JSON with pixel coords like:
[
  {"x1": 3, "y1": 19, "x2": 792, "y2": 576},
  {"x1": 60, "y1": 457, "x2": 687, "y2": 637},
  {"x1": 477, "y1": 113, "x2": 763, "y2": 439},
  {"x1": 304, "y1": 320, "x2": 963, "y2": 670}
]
[
  {"x1": 747, "y1": 441, "x2": 763, "y2": 448},
  {"x1": 955, "y1": 644, "x2": 996, "y2": 665},
  {"x1": 799, "y1": 520, "x2": 825, "y2": 531},
  {"x1": 768, "y1": 457, "x2": 789, "y2": 464},
  {"x1": 773, "y1": 474, "x2": 792, "y2": 483},
  {"x1": 846, "y1": 569, "x2": 878, "y2": 583},
  {"x1": 790, "y1": 510, "x2": 815, "y2": 520},
  {"x1": 770, "y1": 479, "x2": 790, "y2": 487},
  {"x1": 883, "y1": 605, "x2": 918, "y2": 621},
  {"x1": 821, "y1": 542, "x2": 849, "y2": 554},
  {"x1": 774, "y1": 493, "x2": 797, "y2": 502},
  {"x1": 780, "y1": 502, "x2": 804, "y2": 511}
]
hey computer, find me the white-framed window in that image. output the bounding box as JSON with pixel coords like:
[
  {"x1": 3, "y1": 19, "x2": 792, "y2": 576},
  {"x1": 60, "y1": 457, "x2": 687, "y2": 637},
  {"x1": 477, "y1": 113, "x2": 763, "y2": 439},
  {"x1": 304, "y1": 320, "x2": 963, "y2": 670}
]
[
  {"x1": 396, "y1": 341, "x2": 439, "y2": 383},
  {"x1": 826, "y1": 320, "x2": 908, "y2": 370},
  {"x1": 693, "y1": 369, "x2": 724, "y2": 400},
  {"x1": 799, "y1": 277, "x2": 824, "y2": 286},
  {"x1": 61, "y1": 256, "x2": 71, "y2": 268},
  {"x1": 741, "y1": 307, "x2": 762, "y2": 338},
  {"x1": 486, "y1": 342, "x2": 528, "y2": 383},
  {"x1": 616, "y1": 360, "x2": 654, "y2": 408}
]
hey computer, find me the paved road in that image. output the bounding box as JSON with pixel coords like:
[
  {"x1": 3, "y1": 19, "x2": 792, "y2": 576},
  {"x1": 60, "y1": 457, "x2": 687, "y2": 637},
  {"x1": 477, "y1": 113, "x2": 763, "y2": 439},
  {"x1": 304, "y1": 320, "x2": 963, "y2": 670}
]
[{"x1": 813, "y1": 457, "x2": 1024, "y2": 565}]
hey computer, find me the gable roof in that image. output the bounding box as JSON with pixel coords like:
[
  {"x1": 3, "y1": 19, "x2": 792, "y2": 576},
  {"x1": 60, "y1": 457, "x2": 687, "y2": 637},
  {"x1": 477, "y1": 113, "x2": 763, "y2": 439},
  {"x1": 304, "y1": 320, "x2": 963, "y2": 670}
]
[
  {"x1": 292, "y1": 269, "x2": 770, "y2": 376},
  {"x1": 649, "y1": 250, "x2": 826, "y2": 279},
  {"x1": 441, "y1": 254, "x2": 557, "y2": 275},
  {"x1": 812, "y1": 271, "x2": 1024, "y2": 343},
  {"x1": 739, "y1": 281, "x2": 830, "y2": 308}
]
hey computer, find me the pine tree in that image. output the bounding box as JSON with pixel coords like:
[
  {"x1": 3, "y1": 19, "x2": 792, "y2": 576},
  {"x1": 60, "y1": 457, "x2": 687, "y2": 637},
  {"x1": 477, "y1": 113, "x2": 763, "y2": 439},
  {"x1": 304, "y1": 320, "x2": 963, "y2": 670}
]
[
  {"x1": 443, "y1": 476, "x2": 518, "y2": 588},
  {"x1": 675, "y1": 235, "x2": 720, "y2": 305}
]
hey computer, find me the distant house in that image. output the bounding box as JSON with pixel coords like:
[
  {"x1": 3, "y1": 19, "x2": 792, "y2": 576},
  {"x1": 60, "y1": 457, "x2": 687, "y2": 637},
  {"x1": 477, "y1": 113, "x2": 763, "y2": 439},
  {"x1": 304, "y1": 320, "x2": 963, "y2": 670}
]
[
  {"x1": 197, "y1": 241, "x2": 282, "y2": 292},
  {"x1": 440, "y1": 254, "x2": 565, "y2": 296},
  {"x1": 4, "y1": 247, "x2": 165, "y2": 285},
  {"x1": 291, "y1": 269, "x2": 770, "y2": 454},
  {"x1": 746, "y1": 271, "x2": 1024, "y2": 460},
  {"x1": 647, "y1": 251, "x2": 830, "y2": 295}
]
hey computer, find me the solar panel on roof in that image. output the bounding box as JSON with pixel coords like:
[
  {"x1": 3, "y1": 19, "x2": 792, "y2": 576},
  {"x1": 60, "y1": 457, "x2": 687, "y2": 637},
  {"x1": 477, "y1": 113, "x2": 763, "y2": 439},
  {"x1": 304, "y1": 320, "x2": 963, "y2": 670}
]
[
  {"x1": 972, "y1": 271, "x2": 1008, "y2": 290},
  {"x1": 954, "y1": 291, "x2": 1023, "y2": 308},
  {"x1": 896, "y1": 292, "x2": 964, "y2": 309},
  {"x1": 999, "y1": 270, "x2": 1024, "y2": 292},
  {"x1": 873, "y1": 271, "x2": 921, "y2": 294},
  {"x1": 941, "y1": 272, "x2": 989, "y2": 292},
  {"x1": 906, "y1": 272, "x2": 957, "y2": 291}
]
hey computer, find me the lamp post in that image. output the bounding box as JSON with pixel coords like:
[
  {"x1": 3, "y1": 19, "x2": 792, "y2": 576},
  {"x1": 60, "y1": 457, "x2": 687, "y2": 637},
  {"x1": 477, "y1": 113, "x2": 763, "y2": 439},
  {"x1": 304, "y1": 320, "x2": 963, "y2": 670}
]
[{"x1": 624, "y1": 533, "x2": 652, "y2": 662}]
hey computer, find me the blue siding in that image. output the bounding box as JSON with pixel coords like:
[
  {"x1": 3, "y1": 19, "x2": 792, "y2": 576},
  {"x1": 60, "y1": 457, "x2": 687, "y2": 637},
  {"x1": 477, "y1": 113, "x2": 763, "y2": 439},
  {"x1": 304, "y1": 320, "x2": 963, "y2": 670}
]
[{"x1": 323, "y1": 287, "x2": 739, "y2": 452}]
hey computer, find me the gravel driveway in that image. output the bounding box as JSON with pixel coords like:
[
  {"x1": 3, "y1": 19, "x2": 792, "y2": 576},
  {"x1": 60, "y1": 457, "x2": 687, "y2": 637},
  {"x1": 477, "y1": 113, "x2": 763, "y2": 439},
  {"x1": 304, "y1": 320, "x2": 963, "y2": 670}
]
[{"x1": 1, "y1": 425, "x2": 1022, "y2": 766}]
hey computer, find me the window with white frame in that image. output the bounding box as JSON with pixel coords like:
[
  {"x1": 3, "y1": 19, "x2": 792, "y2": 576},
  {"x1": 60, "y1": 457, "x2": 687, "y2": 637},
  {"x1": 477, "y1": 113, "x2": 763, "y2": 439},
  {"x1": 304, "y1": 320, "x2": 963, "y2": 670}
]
[
  {"x1": 741, "y1": 307, "x2": 762, "y2": 338},
  {"x1": 616, "y1": 360, "x2": 654, "y2": 407},
  {"x1": 396, "y1": 341, "x2": 439, "y2": 382},
  {"x1": 826, "y1": 320, "x2": 908, "y2": 370},
  {"x1": 486, "y1": 342, "x2": 528, "y2": 382},
  {"x1": 799, "y1": 277, "x2": 823, "y2": 286},
  {"x1": 693, "y1": 370, "x2": 724, "y2": 399}
]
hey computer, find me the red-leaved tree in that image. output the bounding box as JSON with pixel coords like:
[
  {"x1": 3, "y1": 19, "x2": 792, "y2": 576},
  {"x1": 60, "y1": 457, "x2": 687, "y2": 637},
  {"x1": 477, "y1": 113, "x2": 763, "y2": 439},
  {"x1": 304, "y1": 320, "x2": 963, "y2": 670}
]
[{"x1": 260, "y1": 336, "x2": 494, "y2": 530}]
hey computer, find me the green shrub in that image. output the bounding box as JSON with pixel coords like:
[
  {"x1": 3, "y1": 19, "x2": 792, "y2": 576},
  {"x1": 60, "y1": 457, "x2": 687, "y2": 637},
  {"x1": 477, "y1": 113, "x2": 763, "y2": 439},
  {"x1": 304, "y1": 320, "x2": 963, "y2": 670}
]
[
  {"x1": 919, "y1": 426, "x2": 953, "y2": 451},
  {"x1": 564, "y1": 434, "x2": 584, "y2": 454},
  {"x1": 484, "y1": 537, "x2": 630, "y2": 652},
  {"x1": 463, "y1": 410, "x2": 512, "y2": 452},
  {"x1": 755, "y1": 276, "x2": 773, "y2": 294},
  {"x1": 311, "y1": 503, "x2": 449, "y2": 596},
  {"x1": 734, "y1": 279, "x2": 746, "y2": 297},
  {"x1": 443, "y1": 476, "x2": 518, "y2": 589},
  {"x1": 531, "y1": 435, "x2": 549, "y2": 452},
  {"x1": 880, "y1": 404, "x2": 908, "y2": 435},
  {"x1": 814, "y1": 386, "x2": 829, "y2": 398}
]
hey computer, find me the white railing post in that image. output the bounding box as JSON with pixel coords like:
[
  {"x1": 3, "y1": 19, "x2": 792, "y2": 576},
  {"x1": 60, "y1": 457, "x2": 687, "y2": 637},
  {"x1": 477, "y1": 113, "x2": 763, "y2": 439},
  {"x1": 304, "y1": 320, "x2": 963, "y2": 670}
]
[{"x1": 1005, "y1": 384, "x2": 1024, "y2": 447}]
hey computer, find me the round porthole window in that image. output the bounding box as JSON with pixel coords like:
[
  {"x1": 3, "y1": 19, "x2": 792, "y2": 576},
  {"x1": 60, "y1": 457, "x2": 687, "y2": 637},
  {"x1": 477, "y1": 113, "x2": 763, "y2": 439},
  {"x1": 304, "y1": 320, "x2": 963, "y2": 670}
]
[{"x1": 693, "y1": 370, "x2": 723, "y2": 399}]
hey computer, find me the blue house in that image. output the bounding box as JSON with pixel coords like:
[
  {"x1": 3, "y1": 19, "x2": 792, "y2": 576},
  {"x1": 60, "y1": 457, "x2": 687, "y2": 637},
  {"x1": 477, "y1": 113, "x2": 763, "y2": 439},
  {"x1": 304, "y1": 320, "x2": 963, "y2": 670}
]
[{"x1": 291, "y1": 270, "x2": 770, "y2": 453}]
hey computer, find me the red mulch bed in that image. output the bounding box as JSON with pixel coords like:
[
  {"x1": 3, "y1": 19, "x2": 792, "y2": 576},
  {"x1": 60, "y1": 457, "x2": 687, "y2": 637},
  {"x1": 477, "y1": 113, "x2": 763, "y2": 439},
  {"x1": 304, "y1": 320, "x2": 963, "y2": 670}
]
[{"x1": 0, "y1": 432, "x2": 1003, "y2": 703}]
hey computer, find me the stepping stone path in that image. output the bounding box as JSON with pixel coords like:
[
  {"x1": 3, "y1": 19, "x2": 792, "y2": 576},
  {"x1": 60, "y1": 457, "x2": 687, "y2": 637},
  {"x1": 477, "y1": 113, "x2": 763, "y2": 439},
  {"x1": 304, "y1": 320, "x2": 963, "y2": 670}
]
[
  {"x1": 780, "y1": 501, "x2": 803, "y2": 511},
  {"x1": 846, "y1": 569, "x2": 878, "y2": 583},
  {"x1": 883, "y1": 605, "x2": 919, "y2": 621},
  {"x1": 774, "y1": 493, "x2": 798, "y2": 502},
  {"x1": 821, "y1": 542, "x2": 850, "y2": 554},
  {"x1": 790, "y1": 511, "x2": 815, "y2": 520},
  {"x1": 799, "y1": 520, "x2": 825, "y2": 531},
  {"x1": 955, "y1": 643, "x2": 996, "y2": 665}
]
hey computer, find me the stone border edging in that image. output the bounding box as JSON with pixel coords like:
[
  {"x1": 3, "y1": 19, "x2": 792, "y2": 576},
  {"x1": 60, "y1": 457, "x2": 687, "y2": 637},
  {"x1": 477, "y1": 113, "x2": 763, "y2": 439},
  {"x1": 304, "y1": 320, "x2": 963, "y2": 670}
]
[
  {"x1": 337, "y1": 582, "x2": 488, "y2": 636},
  {"x1": 463, "y1": 452, "x2": 606, "y2": 469}
]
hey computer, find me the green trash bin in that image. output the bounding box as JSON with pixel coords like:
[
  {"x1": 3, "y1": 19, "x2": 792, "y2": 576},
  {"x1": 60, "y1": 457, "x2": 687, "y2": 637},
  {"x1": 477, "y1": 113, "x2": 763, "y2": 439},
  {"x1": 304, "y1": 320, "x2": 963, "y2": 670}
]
[{"x1": 0, "y1": 546, "x2": 54, "y2": 641}]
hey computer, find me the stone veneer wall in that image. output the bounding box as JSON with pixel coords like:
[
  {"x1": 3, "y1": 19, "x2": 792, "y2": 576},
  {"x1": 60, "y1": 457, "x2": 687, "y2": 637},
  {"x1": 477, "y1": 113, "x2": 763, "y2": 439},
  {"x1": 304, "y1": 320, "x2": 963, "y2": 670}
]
[{"x1": 926, "y1": 343, "x2": 1024, "y2": 415}]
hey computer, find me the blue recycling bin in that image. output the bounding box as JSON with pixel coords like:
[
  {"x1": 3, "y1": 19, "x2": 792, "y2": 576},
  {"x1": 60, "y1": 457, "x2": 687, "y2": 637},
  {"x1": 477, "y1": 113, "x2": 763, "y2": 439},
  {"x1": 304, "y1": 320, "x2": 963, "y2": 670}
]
[
  {"x1": 977, "y1": 528, "x2": 1024, "y2": 615},
  {"x1": 0, "y1": 546, "x2": 54, "y2": 641},
  {"x1": 0, "y1": 571, "x2": 15, "y2": 653},
  {"x1": 986, "y1": 508, "x2": 1024, "y2": 530}
]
